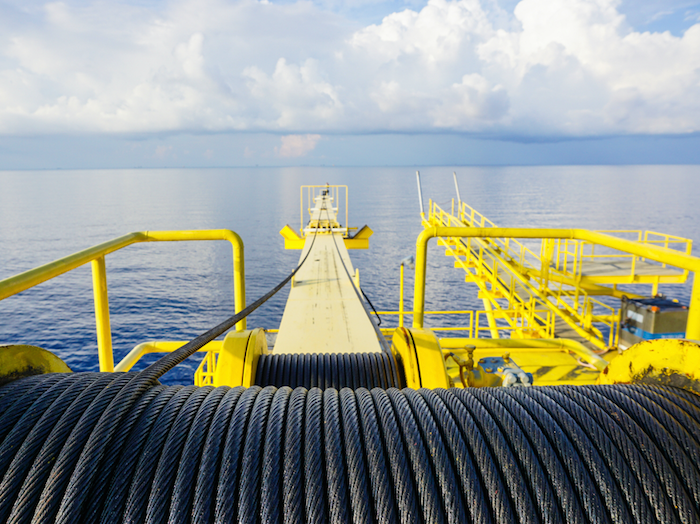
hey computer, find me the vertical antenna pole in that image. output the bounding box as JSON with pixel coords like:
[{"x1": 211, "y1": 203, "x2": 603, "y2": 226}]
[
  {"x1": 453, "y1": 171, "x2": 462, "y2": 206},
  {"x1": 416, "y1": 170, "x2": 425, "y2": 218}
]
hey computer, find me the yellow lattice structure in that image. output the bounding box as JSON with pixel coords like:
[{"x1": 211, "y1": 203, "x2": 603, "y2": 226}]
[{"x1": 423, "y1": 200, "x2": 694, "y2": 351}]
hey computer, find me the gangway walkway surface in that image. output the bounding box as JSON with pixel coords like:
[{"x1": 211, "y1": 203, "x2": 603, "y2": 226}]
[{"x1": 274, "y1": 192, "x2": 382, "y2": 355}]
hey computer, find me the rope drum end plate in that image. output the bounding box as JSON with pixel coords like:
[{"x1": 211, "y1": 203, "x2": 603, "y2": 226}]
[{"x1": 598, "y1": 338, "x2": 700, "y2": 394}]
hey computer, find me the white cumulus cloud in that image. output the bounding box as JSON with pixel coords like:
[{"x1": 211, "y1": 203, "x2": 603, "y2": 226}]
[
  {"x1": 276, "y1": 134, "x2": 322, "y2": 157},
  {"x1": 0, "y1": 0, "x2": 699, "y2": 139}
]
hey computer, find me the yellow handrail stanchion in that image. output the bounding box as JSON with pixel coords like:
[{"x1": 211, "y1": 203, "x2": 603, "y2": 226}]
[
  {"x1": 482, "y1": 298, "x2": 500, "y2": 339},
  {"x1": 91, "y1": 256, "x2": 113, "y2": 372},
  {"x1": 399, "y1": 263, "x2": 405, "y2": 328}
]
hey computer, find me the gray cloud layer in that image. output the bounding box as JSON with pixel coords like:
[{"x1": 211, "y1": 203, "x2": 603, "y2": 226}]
[{"x1": 1, "y1": 0, "x2": 699, "y2": 139}]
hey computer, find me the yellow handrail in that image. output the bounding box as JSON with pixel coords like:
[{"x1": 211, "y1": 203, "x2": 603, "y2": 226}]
[
  {"x1": 413, "y1": 226, "x2": 700, "y2": 339},
  {"x1": 0, "y1": 230, "x2": 245, "y2": 372},
  {"x1": 115, "y1": 340, "x2": 224, "y2": 373}
]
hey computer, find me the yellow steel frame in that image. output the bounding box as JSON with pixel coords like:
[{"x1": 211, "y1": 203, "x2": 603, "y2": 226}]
[
  {"x1": 300, "y1": 185, "x2": 348, "y2": 235},
  {"x1": 446, "y1": 201, "x2": 690, "y2": 288},
  {"x1": 413, "y1": 225, "x2": 700, "y2": 341},
  {"x1": 426, "y1": 201, "x2": 695, "y2": 350},
  {"x1": 551, "y1": 231, "x2": 691, "y2": 285},
  {"x1": 0, "y1": 230, "x2": 245, "y2": 372},
  {"x1": 439, "y1": 230, "x2": 605, "y2": 347}
]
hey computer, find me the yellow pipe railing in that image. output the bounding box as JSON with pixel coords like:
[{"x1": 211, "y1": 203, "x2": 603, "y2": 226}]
[
  {"x1": 0, "y1": 230, "x2": 245, "y2": 372},
  {"x1": 114, "y1": 340, "x2": 224, "y2": 372},
  {"x1": 414, "y1": 227, "x2": 700, "y2": 339}
]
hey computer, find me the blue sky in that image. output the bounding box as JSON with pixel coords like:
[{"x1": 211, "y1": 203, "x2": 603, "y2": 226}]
[{"x1": 1, "y1": 0, "x2": 699, "y2": 168}]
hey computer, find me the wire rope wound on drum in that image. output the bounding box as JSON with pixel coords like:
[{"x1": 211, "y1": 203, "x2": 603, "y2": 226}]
[
  {"x1": 1, "y1": 376, "x2": 700, "y2": 524},
  {"x1": 255, "y1": 352, "x2": 401, "y2": 390}
]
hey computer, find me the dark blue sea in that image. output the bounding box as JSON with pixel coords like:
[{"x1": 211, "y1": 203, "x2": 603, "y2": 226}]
[{"x1": 1, "y1": 166, "x2": 699, "y2": 384}]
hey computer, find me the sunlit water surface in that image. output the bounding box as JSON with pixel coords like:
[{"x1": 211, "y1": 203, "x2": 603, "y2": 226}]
[{"x1": 1, "y1": 166, "x2": 698, "y2": 383}]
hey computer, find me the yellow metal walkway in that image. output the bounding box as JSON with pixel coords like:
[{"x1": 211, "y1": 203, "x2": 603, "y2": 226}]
[{"x1": 274, "y1": 193, "x2": 382, "y2": 355}]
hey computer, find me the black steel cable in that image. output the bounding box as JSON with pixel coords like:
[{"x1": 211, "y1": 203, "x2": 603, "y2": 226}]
[
  {"x1": 99, "y1": 385, "x2": 182, "y2": 524},
  {"x1": 522, "y1": 387, "x2": 634, "y2": 524},
  {"x1": 387, "y1": 387, "x2": 446, "y2": 524},
  {"x1": 168, "y1": 386, "x2": 228, "y2": 524},
  {"x1": 338, "y1": 388, "x2": 374, "y2": 524},
  {"x1": 502, "y1": 387, "x2": 609, "y2": 524},
  {"x1": 0, "y1": 373, "x2": 67, "y2": 444},
  {"x1": 471, "y1": 388, "x2": 561, "y2": 524},
  {"x1": 260, "y1": 386, "x2": 291, "y2": 524},
  {"x1": 435, "y1": 388, "x2": 516, "y2": 524},
  {"x1": 593, "y1": 384, "x2": 700, "y2": 514},
  {"x1": 402, "y1": 389, "x2": 468, "y2": 524},
  {"x1": 8, "y1": 372, "x2": 129, "y2": 524},
  {"x1": 0, "y1": 373, "x2": 103, "y2": 524},
  {"x1": 452, "y1": 388, "x2": 540, "y2": 524},
  {"x1": 255, "y1": 352, "x2": 399, "y2": 390},
  {"x1": 238, "y1": 386, "x2": 276, "y2": 524},
  {"x1": 560, "y1": 385, "x2": 692, "y2": 524},
  {"x1": 0, "y1": 373, "x2": 87, "y2": 481},
  {"x1": 215, "y1": 385, "x2": 260, "y2": 523},
  {"x1": 1, "y1": 377, "x2": 700, "y2": 524},
  {"x1": 323, "y1": 389, "x2": 352, "y2": 524},
  {"x1": 144, "y1": 385, "x2": 212, "y2": 524},
  {"x1": 304, "y1": 387, "x2": 327, "y2": 524},
  {"x1": 0, "y1": 374, "x2": 51, "y2": 418},
  {"x1": 632, "y1": 385, "x2": 700, "y2": 451},
  {"x1": 355, "y1": 387, "x2": 400, "y2": 524},
  {"x1": 496, "y1": 389, "x2": 587, "y2": 524},
  {"x1": 122, "y1": 384, "x2": 197, "y2": 524},
  {"x1": 418, "y1": 389, "x2": 492, "y2": 524},
  {"x1": 83, "y1": 383, "x2": 167, "y2": 523},
  {"x1": 371, "y1": 388, "x2": 422, "y2": 524},
  {"x1": 191, "y1": 386, "x2": 243, "y2": 524},
  {"x1": 283, "y1": 387, "x2": 307, "y2": 524}
]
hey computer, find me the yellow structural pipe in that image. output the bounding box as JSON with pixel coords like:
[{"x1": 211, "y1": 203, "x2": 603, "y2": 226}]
[
  {"x1": 0, "y1": 233, "x2": 141, "y2": 299},
  {"x1": 140, "y1": 231, "x2": 246, "y2": 332},
  {"x1": 91, "y1": 256, "x2": 113, "y2": 372},
  {"x1": 399, "y1": 263, "x2": 406, "y2": 328},
  {"x1": 437, "y1": 337, "x2": 608, "y2": 371},
  {"x1": 114, "y1": 340, "x2": 224, "y2": 372},
  {"x1": 414, "y1": 227, "x2": 700, "y2": 339},
  {"x1": 481, "y1": 298, "x2": 500, "y2": 339},
  {"x1": 0, "y1": 230, "x2": 245, "y2": 371}
]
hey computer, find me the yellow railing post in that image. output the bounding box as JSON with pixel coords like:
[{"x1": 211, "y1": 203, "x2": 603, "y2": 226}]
[
  {"x1": 399, "y1": 263, "x2": 405, "y2": 328},
  {"x1": 91, "y1": 256, "x2": 114, "y2": 372},
  {"x1": 688, "y1": 275, "x2": 700, "y2": 339},
  {"x1": 482, "y1": 297, "x2": 500, "y2": 339},
  {"x1": 232, "y1": 239, "x2": 246, "y2": 331},
  {"x1": 413, "y1": 227, "x2": 434, "y2": 328}
]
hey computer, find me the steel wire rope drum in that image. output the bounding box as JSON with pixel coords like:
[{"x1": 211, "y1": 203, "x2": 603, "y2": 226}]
[
  {"x1": 254, "y1": 352, "x2": 401, "y2": 390},
  {"x1": 1, "y1": 375, "x2": 700, "y2": 523}
]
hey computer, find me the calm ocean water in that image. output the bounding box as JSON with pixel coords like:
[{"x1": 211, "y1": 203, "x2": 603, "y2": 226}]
[{"x1": 1, "y1": 165, "x2": 699, "y2": 383}]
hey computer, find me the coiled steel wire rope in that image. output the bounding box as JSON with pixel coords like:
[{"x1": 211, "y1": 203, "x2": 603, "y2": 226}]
[{"x1": 0, "y1": 380, "x2": 699, "y2": 523}]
